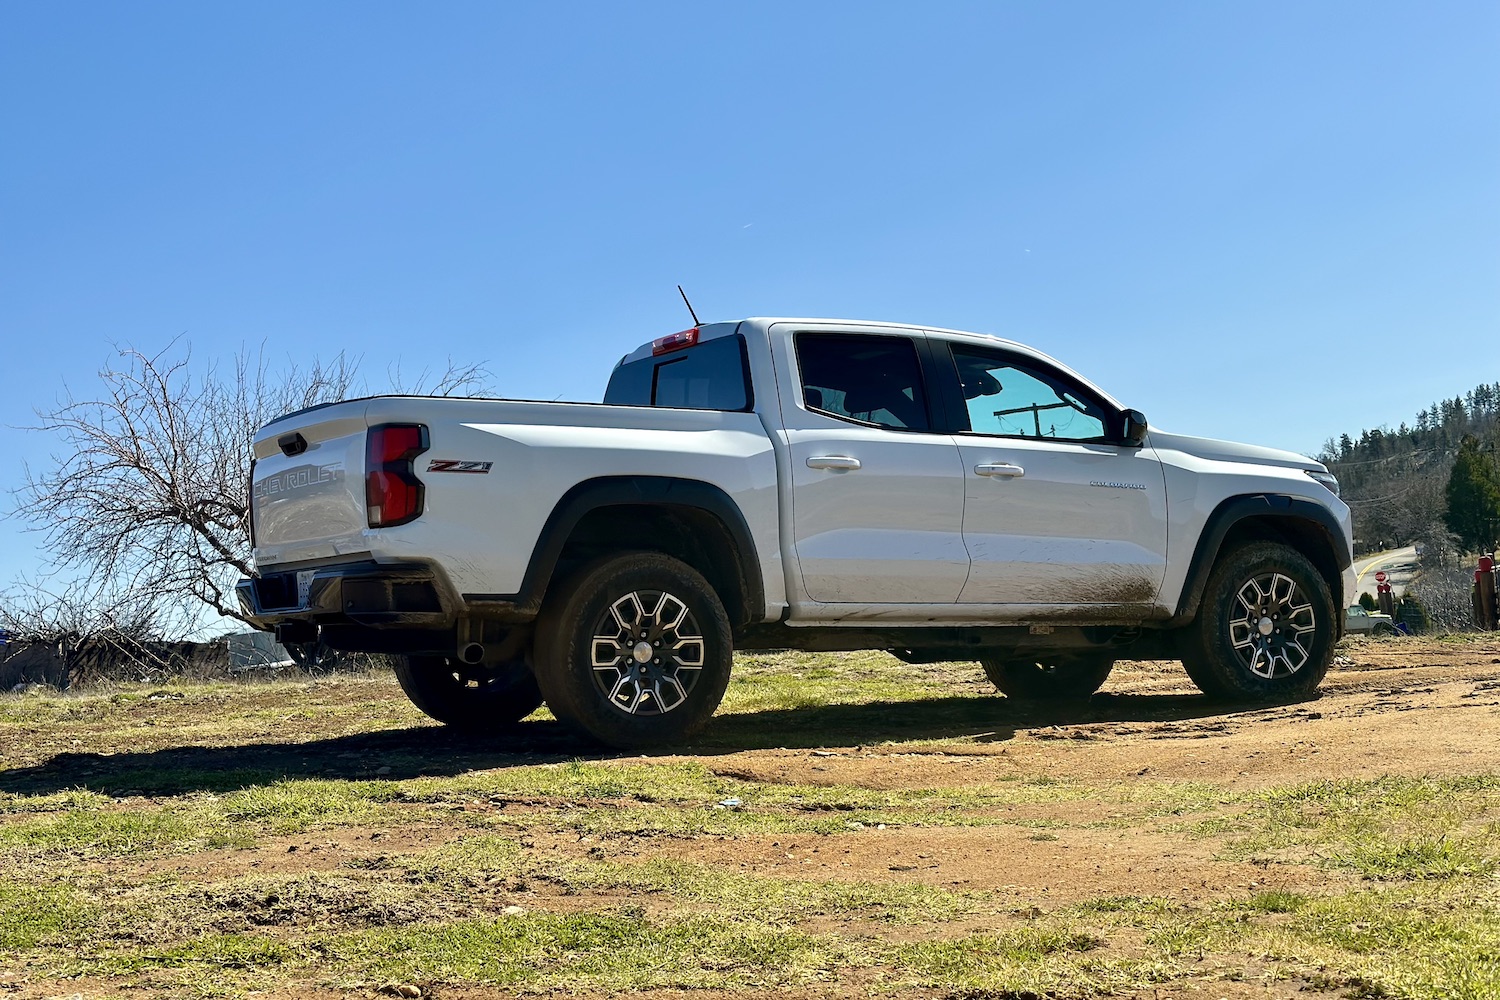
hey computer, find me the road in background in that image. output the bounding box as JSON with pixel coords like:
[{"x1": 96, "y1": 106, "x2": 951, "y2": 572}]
[{"x1": 1351, "y1": 545, "x2": 1418, "y2": 603}]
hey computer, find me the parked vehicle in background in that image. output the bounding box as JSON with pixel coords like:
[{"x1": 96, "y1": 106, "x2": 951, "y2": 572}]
[
  {"x1": 238, "y1": 317, "x2": 1355, "y2": 749},
  {"x1": 1345, "y1": 605, "x2": 1398, "y2": 636}
]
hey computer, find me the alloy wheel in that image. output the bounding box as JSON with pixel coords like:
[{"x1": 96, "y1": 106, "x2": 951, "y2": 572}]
[
  {"x1": 1229, "y1": 572, "x2": 1316, "y2": 679},
  {"x1": 589, "y1": 590, "x2": 705, "y2": 715}
]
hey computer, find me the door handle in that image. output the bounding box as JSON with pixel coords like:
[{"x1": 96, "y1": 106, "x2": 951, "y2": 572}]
[
  {"x1": 806, "y1": 455, "x2": 861, "y2": 471},
  {"x1": 975, "y1": 463, "x2": 1025, "y2": 478}
]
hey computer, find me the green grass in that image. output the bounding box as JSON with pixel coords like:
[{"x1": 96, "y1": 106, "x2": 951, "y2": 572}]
[
  {"x1": 1265, "y1": 887, "x2": 1500, "y2": 1000},
  {"x1": 1207, "y1": 775, "x2": 1500, "y2": 880},
  {"x1": 722, "y1": 650, "x2": 971, "y2": 712},
  {"x1": 892, "y1": 928, "x2": 1169, "y2": 995},
  {"x1": 0, "y1": 801, "x2": 251, "y2": 855},
  {"x1": 104, "y1": 932, "x2": 298, "y2": 973},
  {"x1": 376, "y1": 758, "x2": 1228, "y2": 842},
  {"x1": 550, "y1": 856, "x2": 983, "y2": 923},
  {"x1": 5, "y1": 652, "x2": 1500, "y2": 997},
  {"x1": 0, "y1": 787, "x2": 112, "y2": 814},
  {"x1": 1242, "y1": 888, "x2": 1308, "y2": 913},
  {"x1": 0, "y1": 878, "x2": 97, "y2": 950},
  {"x1": 329, "y1": 912, "x2": 844, "y2": 990},
  {"x1": 218, "y1": 779, "x2": 404, "y2": 833},
  {"x1": 396, "y1": 832, "x2": 985, "y2": 925}
]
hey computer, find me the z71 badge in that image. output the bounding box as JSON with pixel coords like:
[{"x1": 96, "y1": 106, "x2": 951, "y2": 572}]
[{"x1": 427, "y1": 460, "x2": 494, "y2": 474}]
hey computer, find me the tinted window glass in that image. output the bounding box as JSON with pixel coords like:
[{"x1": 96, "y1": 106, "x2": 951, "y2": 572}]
[
  {"x1": 952, "y1": 346, "x2": 1108, "y2": 441},
  {"x1": 602, "y1": 355, "x2": 654, "y2": 405},
  {"x1": 603, "y1": 335, "x2": 750, "y2": 411},
  {"x1": 796, "y1": 333, "x2": 930, "y2": 432}
]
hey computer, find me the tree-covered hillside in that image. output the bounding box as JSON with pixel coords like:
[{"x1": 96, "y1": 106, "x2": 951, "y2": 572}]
[{"x1": 1319, "y1": 382, "x2": 1500, "y2": 555}]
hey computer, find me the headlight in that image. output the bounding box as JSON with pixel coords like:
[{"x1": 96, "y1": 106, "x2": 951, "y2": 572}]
[{"x1": 1305, "y1": 469, "x2": 1340, "y2": 497}]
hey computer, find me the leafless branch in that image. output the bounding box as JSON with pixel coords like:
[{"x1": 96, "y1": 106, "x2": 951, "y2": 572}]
[{"x1": 9, "y1": 340, "x2": 491, "y2": 632}]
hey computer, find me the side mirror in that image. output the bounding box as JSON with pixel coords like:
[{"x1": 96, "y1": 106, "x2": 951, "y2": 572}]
[{"x1": 1121, "y1": 409, "x2": 1149, "y2": 447}]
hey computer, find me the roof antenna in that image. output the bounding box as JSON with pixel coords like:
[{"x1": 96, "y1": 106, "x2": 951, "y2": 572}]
[{"x1": 677, "y1": 285, "x2": 702, "y2": 327}]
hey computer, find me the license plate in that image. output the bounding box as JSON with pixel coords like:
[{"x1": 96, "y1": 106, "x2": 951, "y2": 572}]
[{"x1": 296, "y1": 570, "x2": 316, "y2": 608}]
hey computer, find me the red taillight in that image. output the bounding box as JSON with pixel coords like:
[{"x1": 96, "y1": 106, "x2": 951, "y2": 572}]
[
  {"x1": 652, "y1": 327, "x2": 699, "y2": 355},
  {"x1": 366, "y1": 423, "x2": 428, "y2": 528}
]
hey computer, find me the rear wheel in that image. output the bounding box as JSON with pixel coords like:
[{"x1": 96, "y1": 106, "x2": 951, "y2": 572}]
[
  {"x1": 533, "y1": 552, "x2": 733, "y2": 750},
  {"x1": 393, "y1": 654, "x2": 543, "y2": 731},
  {"x1": 981, "y1": 654, "x2": 1114, "y2": 701},
  {"x1": 1181, "y1": 541, "x2": 1335, "y2": 701}
]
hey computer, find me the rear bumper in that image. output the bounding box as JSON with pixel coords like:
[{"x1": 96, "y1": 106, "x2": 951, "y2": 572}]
[{"x1": 236, "y1": 560, "x2": 457, "y2": 631}]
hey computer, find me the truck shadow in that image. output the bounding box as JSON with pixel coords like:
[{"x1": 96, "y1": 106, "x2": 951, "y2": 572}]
[
  {"x1": 701, "y1": 690, "x2": 1242, "y2": 751},
  {"x1": 0, "y1": 690, "x2": 1279, "y2": 799}
]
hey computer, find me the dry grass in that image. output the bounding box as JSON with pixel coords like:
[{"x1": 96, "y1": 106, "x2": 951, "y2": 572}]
[{"x1": 1, "y1": 642, "x2": 1499, "y2": 998}]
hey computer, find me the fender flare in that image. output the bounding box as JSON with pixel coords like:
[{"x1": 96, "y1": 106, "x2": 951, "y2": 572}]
[
  {"x1": 466, "y1": 476, "x2": 765, "y2": 624},
  {"x1": 1169, "y1": 494, "x2": 1351, "y2": 626}
]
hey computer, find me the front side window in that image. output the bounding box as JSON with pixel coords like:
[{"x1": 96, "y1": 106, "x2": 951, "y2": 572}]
[
  {"x1": 796, "y1": 333, "x2": 931, "y2": 432},
  {"x1": 951, "y1": 346, "x2": 1109, "y2": 441}
]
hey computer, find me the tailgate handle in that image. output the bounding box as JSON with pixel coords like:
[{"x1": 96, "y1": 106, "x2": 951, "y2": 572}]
[{"x1": 278, "y1": 432, "x2": 308, "y2": 457}]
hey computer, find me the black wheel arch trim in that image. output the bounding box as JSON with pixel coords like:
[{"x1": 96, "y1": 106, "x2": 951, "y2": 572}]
[
  {"x1": 464, "y1": 476, "x2": 766, "y2": 627},
  {"x1": 1168, "y1": 494, "x2": 1351, "y2": 627}
]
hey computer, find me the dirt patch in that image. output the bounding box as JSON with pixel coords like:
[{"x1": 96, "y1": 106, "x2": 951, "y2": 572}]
[
  {"x1": 688, "y1": 641, "x2": 1500, "y2": 793},
  {"x1": 4, "y1": 637, "x2": 1499, "y2": 999},
  {"x1": 131, "y1": 823, "x2": 470, "y2": 882},
  {"x1": 629, "y1": 822, "x2": 1342, "y2": 908}
]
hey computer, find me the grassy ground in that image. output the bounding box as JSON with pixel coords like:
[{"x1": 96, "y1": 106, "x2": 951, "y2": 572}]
[{"x1": 1, "y1": 641, "x2": 1499, "y2": 998}]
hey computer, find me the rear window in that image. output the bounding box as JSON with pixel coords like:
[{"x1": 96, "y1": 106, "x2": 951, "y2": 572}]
[
  {"x1": 603, "y1": 335, "x2": 752, "y2": 411},
  {"x1": 796, "y1": 332, "x2": 931, "y2": 432}
]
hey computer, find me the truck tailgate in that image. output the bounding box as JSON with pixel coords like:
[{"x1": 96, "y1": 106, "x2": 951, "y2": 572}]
[{"x1": 252, "y1": 405, "x2": 369, "y2": 566}]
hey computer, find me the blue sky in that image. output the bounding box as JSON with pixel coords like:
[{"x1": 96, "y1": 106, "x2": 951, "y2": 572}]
[{"x1": 1, "y1": 1, "x2": 1497, "y2": 587}]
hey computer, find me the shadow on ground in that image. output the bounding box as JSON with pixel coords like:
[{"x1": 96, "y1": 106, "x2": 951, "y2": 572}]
[{"x1": 0, "y1": 690, "x2": 1272, "y2": 798}]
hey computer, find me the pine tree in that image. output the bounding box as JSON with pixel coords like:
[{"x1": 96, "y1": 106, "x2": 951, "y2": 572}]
[{"x1": 1444, "y1": 435, "x2": 1500, "y2": 552}]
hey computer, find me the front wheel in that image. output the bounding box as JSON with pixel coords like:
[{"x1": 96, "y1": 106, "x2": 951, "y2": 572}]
[
  {"x1": 981, "y1": 654, "x2": 1114, "y2": 701},
  {"x1": 533, "y1": 552, "x2": 733, "y2": 750},
  {"x1": 1181, "y1": 541, "x2": 1335, "y2": 702},
  {"x1": 393, "y1": 654, "x2": 544, "y2": 732}
]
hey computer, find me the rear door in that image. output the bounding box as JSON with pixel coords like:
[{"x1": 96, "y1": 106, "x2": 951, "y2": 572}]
[
  {"x1": 937, "y1": 340, "x2": 1169, "y2": 611},
  {"x1": 774, "y1": 326, "x2": 969, "y2": 604}
]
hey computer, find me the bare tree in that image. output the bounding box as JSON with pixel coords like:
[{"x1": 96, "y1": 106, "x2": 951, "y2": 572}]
[
  {"x1": 1407, "y1": 563, "x2": 1476, "y2": 632},
  {"x1": 12, "y1": 341, "x2": 490, "y2": 631},
  {"x1": 0, "y1": 576, "x2": 185, "y2": 687}
]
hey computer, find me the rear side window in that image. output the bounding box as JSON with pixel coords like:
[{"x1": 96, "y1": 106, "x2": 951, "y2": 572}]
[
  {"x1": 796, "y1": 333, "x2": 931, "y2": 432},
  {"x1": 603, "y1": 335, "x2": 752, "y2": 411}
]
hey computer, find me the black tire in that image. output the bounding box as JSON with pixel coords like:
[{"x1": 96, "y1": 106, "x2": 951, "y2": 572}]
[
  {"x1": 532, "y1": 552, "x2": 733, "y2": 750},
  {"x1": 393, "y1": 654, "x2": 543, "y2": 732},
  {"x1": 1372, "y1": 622, "x2": 1398, "y2": 638},
  {"x1": 1181, "y1": 541, "x2": 1335, "y2": 702},
  {"x1": 980, "y1": 654, "x2": 1114, "y2": 701}
]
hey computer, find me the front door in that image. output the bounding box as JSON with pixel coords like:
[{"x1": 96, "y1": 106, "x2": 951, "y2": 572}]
[{"x1": 942, "y1": 342, "x2": 1169, "y2": 611}]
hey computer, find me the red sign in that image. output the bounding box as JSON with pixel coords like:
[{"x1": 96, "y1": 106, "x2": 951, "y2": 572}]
[{"x1": 1375, "y1": 571, "x2": 1388, "y2": 583}]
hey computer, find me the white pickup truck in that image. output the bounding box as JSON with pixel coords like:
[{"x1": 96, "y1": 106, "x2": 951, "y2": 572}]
[{"x1": 238, "y1": 317, "x2": 1354, "y2": 748}]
